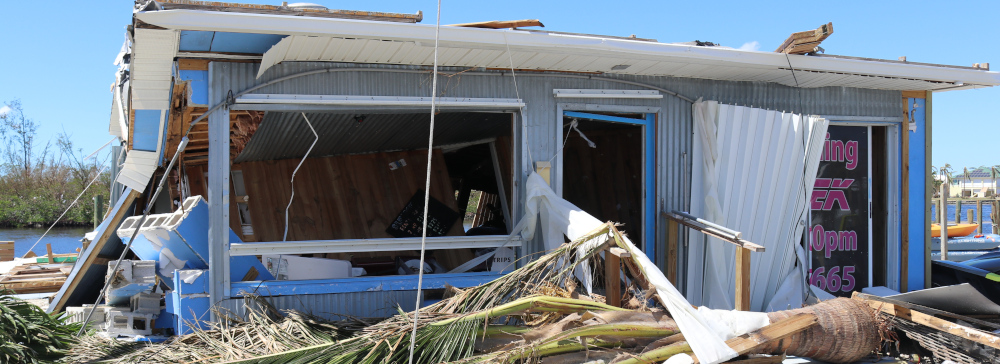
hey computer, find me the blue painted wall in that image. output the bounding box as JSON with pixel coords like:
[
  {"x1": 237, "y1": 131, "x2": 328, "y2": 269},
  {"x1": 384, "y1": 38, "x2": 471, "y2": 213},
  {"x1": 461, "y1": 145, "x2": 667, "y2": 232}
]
[
  {"x1": 132, "y1": 109, "x2": 162, "y2": 152},
  {"x1": 907, "y1": 98, "x2": 927, "y2": 292},
  {"x1": 179, "y1": 70, "x2": 209, "y2": 105}
]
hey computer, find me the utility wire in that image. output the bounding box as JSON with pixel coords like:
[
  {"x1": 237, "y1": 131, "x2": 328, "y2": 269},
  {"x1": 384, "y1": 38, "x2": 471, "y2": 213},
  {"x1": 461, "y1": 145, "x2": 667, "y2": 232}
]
[
  {"x1": 21, "y1": 150, "x2": 114, "y2": 258},
  {"x1": 407, "y1": 0, "x2": 442, "y2": 362},
  {"x1": 283, "y1": 112, "x2": 318, "y2": 241}
]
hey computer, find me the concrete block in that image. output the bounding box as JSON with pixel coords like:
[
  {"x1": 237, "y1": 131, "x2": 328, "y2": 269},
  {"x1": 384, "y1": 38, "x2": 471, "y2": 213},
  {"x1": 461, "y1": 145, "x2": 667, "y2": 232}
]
[
  {"x1": 116, "y1": 196, "x2": 273, "y2": 287},
  {"x1": 105, "y1": 260, "x2": 158, "y2": 306},
  {"x1": 105, "y1": 308, "x2": 155, "y2": 336},
  {"x1": 65, "y1": 305, "x2": 110, "y2": 329},
  {"x1": 130, "y1": 292, "x2": 162, "y2": 315}
]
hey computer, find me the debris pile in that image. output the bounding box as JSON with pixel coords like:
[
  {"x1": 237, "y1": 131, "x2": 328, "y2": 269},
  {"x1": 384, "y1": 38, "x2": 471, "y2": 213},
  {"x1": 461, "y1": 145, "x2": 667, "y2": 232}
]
[
  {"x1": 65, "y1": 260, "x2": 162, "y2": 337},
  {"x1": 64, "y1": 223, "x2": 885, "y2": 363}
]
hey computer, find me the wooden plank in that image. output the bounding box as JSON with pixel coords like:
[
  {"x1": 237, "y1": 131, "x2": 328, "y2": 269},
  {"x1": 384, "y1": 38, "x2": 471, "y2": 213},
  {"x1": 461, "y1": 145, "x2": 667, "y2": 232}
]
[
  {"x1": 775, "y1": 23, "x2": 833, "y2": 54},
  {"x1": 858, "y1": 296, "x2": 1000, "y2": 350},
  {"x1": 605, "y1": 247, "x2": 629, "y2": 308},
  {"x1": 666, "y1": 216, "x2": 678, "y2": 284},
  {"x1": 50, "y1": 190, "x2": 141, "y2": 313},
  {"x1": 902, "y1": 90, "x2": 927, "y2": 99},
  {"x1": 723, "y1": 314, "x2": 818, "y2": 355},
  {"x1": 448, "y1": 19, "x2": 544, "y2": 29},
  {"x1": 735, "y1": 247, "x2": 751, "y2": 311},
  {"x1": 46, "y1": 244, "x2": 54, "y2": 267},
  {"x1": 178, "y1": 58, "x2": 210, "y2": 71}
]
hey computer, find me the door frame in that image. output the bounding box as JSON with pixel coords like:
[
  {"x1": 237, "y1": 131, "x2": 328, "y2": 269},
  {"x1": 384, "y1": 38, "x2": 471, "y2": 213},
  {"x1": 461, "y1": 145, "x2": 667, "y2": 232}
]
[{"x1": 556, "y1": 108, "x2": 656, "y2": 261}]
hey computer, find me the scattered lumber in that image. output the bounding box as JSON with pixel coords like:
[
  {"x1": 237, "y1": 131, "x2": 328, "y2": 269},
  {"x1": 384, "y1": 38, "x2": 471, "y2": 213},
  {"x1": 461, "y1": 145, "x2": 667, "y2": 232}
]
[
  {"x1": 448, "y1": 19, "x2": 544, "y2": 29},
  {"x1": 0, "y1": 259, "x2": 75, "y2": 294},
  {"x1": 0, "y1": 241, "x2": 13, "y2": 261},
  {"x1": 854, "y1": 292, "x2": 1000, "y2": 364},
  {"x1": 775, "y1": 22, "x2": 834, "y2": 54}
]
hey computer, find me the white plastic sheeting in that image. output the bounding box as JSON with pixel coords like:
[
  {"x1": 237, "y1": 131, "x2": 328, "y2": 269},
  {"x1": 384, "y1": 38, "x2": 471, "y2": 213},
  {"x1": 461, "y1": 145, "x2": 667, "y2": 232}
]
[
  {"x1": 687, "y1": 100, "x2": 828, "y2": 312},
  {"x1": 519, "y1": 173, "x2": 766, "y2": 364}
]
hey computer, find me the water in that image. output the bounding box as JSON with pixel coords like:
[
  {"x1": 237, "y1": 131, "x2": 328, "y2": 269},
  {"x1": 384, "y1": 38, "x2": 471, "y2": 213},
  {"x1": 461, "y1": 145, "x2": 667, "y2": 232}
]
[
  {"x1": 0, "y1": 227, "x2": 92, "y2": 257},
  {"x1": 930, "y1": 203, "x2": 994, "y2": 237}
]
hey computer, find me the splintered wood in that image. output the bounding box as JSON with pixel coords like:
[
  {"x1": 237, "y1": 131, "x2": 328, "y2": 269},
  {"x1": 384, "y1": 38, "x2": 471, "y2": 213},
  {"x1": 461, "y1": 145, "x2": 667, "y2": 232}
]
[{"x1": 775, "y1": 22, "x2": 834, "y2": 54}]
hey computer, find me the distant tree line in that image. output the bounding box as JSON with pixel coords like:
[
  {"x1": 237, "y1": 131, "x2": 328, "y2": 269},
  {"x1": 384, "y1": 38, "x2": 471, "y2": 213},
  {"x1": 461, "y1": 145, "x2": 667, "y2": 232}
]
[{"x1": 0, "y1": 100, "x2": 111, "y2": 228}]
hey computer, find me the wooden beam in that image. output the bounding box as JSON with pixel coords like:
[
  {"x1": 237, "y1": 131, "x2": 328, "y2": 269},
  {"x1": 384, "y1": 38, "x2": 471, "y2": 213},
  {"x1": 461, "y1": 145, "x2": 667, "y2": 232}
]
[
  {"x1": 775, "y1": 22, "x2": 834, "y2": 54},
  {"x1": 50, "y1": 190, "x2": 141, "y2": 313},
  {"x1": 178, "y1": 58, "x2": 210, "y2": 71},
  {"x1": 857, "y1": 295, "x2": 1000, "y2": 350},
  {"x1": 666, "y1": 216, "x2": 678, "y2": 285},
  {"x1": 448, "y1": 19, "x2": 544, "y2": 29},
  {"x1": 724, "y1": 314, "x2": 818, "y2": 356},
  {"x1": 735, "y1": 247, "x2": 751, "y2": 311},
  {"x1": 902, "y1": 90, "x2": 927, "y2": 99},
  {"x1": 605, "y1": 247, "x2": 629, "y2": 308}
]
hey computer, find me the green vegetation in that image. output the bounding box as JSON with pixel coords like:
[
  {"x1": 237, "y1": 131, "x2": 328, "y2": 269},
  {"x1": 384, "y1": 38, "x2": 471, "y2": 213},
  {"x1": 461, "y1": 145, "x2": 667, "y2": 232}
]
[
  {"x1": 0, "y1": 290, "x2": 82, "y2": 363},
  {"x1": 0, "y1": 100, "x2": 110, "y2": 227}
]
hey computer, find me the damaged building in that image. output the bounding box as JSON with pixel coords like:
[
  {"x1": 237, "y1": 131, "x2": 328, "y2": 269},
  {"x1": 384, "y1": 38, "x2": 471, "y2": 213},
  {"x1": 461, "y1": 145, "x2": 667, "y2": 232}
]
[{"x1": 47, "y1": 1, "x2": 1000, "y2": 356}]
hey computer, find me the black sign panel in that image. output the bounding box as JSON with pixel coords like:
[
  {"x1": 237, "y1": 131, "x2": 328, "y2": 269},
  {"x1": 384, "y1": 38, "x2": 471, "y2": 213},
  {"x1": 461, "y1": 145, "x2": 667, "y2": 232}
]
[
  {"x1": 386, "y1": 191, "x2": 460, "y2": 238},
  {"x1": 809, "y1": 125, "x2": 869, "y2": 296}
]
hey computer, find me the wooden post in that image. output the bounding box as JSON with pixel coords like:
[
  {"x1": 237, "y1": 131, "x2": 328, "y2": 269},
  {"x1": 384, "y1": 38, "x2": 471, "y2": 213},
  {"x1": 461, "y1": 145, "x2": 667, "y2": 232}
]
[
  {"x1": 46, "y1": 243, "x2": 54, "y2": 264},
  {"x1": 940, "y1": 175, "x2": 949, "y2": 260},
  {"x1": 735, "y1": 247, "x2": 751, "y2": 311},
  {"x1": 967, "y1": 209, "x2": 975, "y2": 225},
  {"x1": 954, "y1": 200, "x2": 962, "y2": 224},
  {"x1": 666, "y1": 218, "x2": 679, "y2": 285},
  {"x1": 977, "y1": 200, "x2": 984, "y2": 234},
  {"x1": 93, "y1": 195, "x2": 104, "y2": 228},
  {"x1": 995, "y1": 200, "x2": 1000, "y2": 235},
  {"x1": 605, "y1": 247, "x2": 630, "y2": 308}
]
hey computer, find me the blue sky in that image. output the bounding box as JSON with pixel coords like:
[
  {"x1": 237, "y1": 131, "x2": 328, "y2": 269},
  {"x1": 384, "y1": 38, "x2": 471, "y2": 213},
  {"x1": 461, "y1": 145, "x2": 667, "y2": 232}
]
[{"x1": 1, "y1": 1, "x2": 997, "y2": 170}]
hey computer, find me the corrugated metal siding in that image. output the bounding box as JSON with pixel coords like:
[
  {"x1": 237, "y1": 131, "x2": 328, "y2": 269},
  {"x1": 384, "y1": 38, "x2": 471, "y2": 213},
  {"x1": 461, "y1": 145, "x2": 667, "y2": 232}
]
[
  {"x1": 235, "y1": 111, "x2": 511, "y2": 163},
  {"x1": 209, "y1": 61, "x2": 900, "y2": 267},
  {"x1": 218, "y1": 290, "x2": 419, "y2": 320}
]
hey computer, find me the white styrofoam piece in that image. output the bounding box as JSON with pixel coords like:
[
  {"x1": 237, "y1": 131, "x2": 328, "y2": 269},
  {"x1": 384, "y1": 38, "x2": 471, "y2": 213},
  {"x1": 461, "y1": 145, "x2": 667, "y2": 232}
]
[{"x1": 263, "y1": 255, "x2": 351, "y2": 280}]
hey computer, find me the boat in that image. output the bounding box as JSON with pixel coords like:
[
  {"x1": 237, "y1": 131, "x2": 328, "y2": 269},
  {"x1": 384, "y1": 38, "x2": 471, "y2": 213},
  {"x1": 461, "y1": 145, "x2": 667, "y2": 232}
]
[
  {"x1": 931, "y1": 223, "x2": 979, "y2": 238},
  {"x1": 932, "y1": 234, "x2": 1000, "y2": 262}
]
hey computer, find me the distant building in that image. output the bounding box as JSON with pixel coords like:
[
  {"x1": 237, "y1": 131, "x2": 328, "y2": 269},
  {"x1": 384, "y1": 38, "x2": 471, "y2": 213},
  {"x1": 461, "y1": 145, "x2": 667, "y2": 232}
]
[{"x1": 951, "y1": 169, "x2": 999, "y2": 198}]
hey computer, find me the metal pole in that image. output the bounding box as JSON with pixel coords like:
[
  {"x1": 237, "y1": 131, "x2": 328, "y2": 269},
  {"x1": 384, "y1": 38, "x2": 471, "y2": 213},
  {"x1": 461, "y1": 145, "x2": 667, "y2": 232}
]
[{"x1": 940, "y1": 168, "x2": 949, "y2": 261}]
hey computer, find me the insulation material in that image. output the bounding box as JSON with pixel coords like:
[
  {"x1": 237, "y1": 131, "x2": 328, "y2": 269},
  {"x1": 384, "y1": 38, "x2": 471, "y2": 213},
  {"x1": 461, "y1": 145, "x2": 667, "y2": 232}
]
[
  {"x1": 688, "y1": 100, "x2": 828, "y2": 312},
  {"x1": 519, "y1": 173, "x2": 750, "y2": 364}
]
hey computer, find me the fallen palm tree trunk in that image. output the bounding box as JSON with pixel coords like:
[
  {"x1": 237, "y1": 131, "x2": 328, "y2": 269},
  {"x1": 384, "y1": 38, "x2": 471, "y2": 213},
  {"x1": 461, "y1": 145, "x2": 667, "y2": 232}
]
[{"x1": 756, "y1": 298, "x2": 881, "y2": 363}]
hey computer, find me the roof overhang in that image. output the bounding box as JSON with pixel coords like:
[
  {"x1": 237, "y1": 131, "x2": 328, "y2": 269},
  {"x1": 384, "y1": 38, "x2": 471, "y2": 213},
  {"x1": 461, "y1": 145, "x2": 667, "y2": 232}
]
[{"x1": 135, "y1": 9, "x2": 1000, "y2": 92}]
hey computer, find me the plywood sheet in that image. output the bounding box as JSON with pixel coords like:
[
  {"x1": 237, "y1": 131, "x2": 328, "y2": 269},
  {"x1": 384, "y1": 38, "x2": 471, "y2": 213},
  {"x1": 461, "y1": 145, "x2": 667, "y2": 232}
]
[{"x1": 241, "y1": 149, "x2": 465, "y2": 242}]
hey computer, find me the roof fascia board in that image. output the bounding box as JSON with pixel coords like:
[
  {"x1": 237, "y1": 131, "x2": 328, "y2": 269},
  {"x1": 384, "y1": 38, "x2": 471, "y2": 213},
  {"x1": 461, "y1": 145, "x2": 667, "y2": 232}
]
[{"x1": 137, "y1": 10, "x2": 1000, "y2": 87}]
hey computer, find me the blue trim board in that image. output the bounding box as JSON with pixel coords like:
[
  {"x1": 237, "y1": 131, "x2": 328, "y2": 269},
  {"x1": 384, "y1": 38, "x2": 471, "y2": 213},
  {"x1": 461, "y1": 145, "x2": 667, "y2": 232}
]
[
  {"x1": 906, "y1": 98, "x2": 926, "y2": 292},
  {"x1": 560, "y1": 110, "x2": 657, "y2": 262},
  {"x1": 563, "y1": 111, "x2": 646, "y2": 125},
  {"x1": 132, "y1": 109, "x2": 162, "y2": 152},
  {"x1": 230, "y1": 272, "x2": 504, "y2": 296}
]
